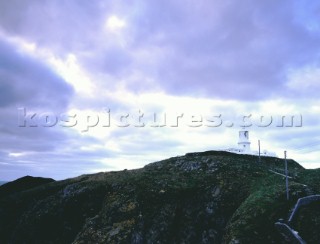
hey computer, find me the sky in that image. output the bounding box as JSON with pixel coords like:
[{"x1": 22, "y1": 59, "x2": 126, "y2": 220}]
[{"x1": 1, "y1": 0, "x2": 320, "y2": 181}]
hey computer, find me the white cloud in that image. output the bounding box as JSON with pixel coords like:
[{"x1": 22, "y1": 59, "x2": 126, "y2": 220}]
[
  {"x1": 48, "y1": 54, "x2": 95, "y2": 96},
  {"x1": 105, "y1": 15, "x2": 127, "y2": 31}
]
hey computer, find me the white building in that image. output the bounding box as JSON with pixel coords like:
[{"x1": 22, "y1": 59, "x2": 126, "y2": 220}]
[
  {"x1": 226, "y1": 129, "x2": 276, "y2": 157},
  {"x1": 238, "y1": 130, "x2": 251, "y2": 153}
]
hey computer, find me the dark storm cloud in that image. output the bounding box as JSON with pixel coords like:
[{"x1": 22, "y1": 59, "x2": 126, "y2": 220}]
[
  {"x1": 0, "y1": 39, "x2": 73, "y2": 108},
  {"x1": 0, "y1": 38, "x2": 110, "y2": 180},
  {"x1": 0, "y1": 37, "x2": 74, "y2": 146},
  {"x1": 0, "y1": 36, "x2": 123, "y2": 180},
  {"x1": 127, "y1": 0, "x2": 320, "y2": 99},
  {"x1": 0, "y1": 0, "x2": 107, "y2": 54}
]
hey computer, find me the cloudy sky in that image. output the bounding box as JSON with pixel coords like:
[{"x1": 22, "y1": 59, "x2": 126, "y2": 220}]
[{"x1": 1, "y1": 0, "x2": 320, "y2": 181}]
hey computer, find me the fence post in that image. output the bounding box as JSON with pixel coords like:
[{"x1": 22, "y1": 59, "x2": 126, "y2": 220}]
[{"x1": 284, "y1": 151, "x2": 289, "y2": 200}]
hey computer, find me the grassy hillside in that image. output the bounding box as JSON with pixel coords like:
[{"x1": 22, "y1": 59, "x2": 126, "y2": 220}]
[{"x1": 0, "y1": 151, "x2": 318, "y2": 243}]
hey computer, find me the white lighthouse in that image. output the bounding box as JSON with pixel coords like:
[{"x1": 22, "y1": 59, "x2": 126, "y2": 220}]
[
  {"x1": 238, "y1": 129, "x2": 251, "y2": 153},
  {"x1": 225, "y1": 129, "x2": 276, "y2": 157}
]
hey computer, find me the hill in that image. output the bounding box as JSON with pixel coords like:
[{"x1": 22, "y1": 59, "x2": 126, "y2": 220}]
[
  {"x1": 0, "y1": 181, "x2": 8, "y2": 186},
  {"x1": 0, "y1": 151, "x2": 318, "y2": 243},
  {"x1": 0, "y1": 175, "x2": 55, "y2": 199}
]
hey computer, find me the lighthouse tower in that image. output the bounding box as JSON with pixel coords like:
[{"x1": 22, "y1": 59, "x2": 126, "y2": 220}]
[{"x1": 238, "y1": 129, "x2": 251, "y2": 153}]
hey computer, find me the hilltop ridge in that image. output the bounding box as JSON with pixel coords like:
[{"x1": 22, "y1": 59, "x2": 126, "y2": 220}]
[{"x1": 0, "y1": 151, "x2": 318, "y2": 243}]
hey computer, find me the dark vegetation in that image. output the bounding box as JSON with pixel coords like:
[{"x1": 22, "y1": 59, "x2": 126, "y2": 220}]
[
  {"x1": 0, "y1": 175, "x2": 55, "y2": 199},
  {"x1": 0, "y1": 151, "x2": 318, "y2": 243}
]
